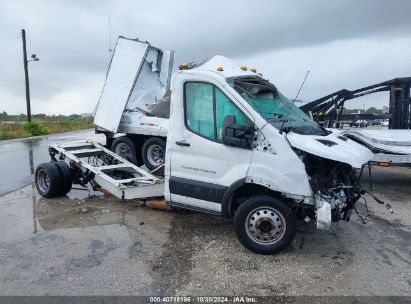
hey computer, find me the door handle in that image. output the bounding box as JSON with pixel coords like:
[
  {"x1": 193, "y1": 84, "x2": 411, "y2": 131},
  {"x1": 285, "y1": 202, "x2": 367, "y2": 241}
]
[{"x1": 175, "y1": 140, "x2": 190, "y2": 147}]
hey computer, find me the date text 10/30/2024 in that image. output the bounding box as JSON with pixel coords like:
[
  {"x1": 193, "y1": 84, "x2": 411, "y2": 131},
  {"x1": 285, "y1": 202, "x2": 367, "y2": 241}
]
[{"x1": 149, "y1": 296, "x2": 258, "y2": 303}]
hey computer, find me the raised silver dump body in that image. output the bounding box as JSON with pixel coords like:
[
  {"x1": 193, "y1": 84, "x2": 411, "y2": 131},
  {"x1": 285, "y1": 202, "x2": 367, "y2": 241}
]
[{"x1": 93, "y1": 36, "x2": 173, "y2": 136}]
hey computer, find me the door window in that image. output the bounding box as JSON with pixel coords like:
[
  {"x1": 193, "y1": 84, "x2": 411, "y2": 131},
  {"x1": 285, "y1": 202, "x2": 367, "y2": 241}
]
[
  {"x1": 185, "y1": 83, "x2": 215, "y2": 140},
  {"x1": 185, "y1": 82, "x2": 247, "y2": 142}
]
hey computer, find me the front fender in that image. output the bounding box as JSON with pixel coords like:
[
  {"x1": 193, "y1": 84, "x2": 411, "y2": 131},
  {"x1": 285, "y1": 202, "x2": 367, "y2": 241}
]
[{"x1": 247, "y1": 151, "x2": 312, "y2": 197}]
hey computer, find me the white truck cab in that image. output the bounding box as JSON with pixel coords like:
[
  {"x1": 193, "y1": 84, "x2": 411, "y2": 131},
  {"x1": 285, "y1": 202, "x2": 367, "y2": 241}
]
[
  {"x1": 159, "y1": 55, "x2": 373, "y2": 253},
  {"x1": 37, "y1": 37, "x2": 375, "y2": 254}
]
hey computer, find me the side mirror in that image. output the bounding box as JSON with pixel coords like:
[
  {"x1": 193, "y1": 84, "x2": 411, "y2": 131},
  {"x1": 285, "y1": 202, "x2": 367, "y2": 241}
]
[{"x1": 221, "y1": 115, "x2": 253, "y2": 148}]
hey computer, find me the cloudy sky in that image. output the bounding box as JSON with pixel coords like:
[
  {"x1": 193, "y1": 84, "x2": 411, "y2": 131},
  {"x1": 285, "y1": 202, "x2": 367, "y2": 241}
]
[{"x1": 0, "y1": 0, "x2": 410, "y2": 115}]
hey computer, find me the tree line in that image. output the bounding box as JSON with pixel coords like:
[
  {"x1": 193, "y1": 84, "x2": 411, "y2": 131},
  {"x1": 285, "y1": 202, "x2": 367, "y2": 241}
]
[{"x1": 0, "y1": 112, "x2": 92, "y2": 121}]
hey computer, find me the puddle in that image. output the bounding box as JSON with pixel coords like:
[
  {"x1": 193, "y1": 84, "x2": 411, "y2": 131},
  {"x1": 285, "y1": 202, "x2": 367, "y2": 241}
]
[
  {"x1": 0, "y1": 184, "x2": 177, "y2": 295},
  {"x1": 0, "y1": 130, "x2": 105, "y2": 196}
]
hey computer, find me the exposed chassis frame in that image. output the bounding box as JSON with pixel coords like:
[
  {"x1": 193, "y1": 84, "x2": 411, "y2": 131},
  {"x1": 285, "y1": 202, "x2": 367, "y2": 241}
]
[{"x1": 48, "y1": 140, "x2": 164, "y2": 199}]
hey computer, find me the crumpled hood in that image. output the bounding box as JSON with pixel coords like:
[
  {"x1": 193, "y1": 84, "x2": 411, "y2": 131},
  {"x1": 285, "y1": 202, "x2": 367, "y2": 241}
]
[{"x1": 286, "y1": 131, "x2": 374, "y2": 168}]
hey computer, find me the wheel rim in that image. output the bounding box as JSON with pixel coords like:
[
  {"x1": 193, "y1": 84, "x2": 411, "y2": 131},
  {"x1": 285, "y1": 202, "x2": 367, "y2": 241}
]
[
  {"x1": 146, "y1": 144, "x2": 164, "y2": 166},
  {"x1": 115, "y1": 142, "x2": 131, "y2": 157},
  {"x1": 245, "y1": 206, "x2": 286, "y2": 244},
  {"x1": 36, "y1": 169, "x2": 50, "y2": 193}
]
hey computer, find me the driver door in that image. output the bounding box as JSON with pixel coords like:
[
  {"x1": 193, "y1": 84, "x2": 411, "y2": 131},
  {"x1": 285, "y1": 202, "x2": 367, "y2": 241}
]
[{"x1": 168, "y1": 81, "x2": 254, "y2": 213}]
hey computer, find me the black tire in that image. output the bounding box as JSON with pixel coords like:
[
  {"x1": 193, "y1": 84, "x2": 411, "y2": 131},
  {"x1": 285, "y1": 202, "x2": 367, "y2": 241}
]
[
  {"x1": 35, "y1": 162, "x2": 63, "y2": 198},
  {"x1": 111, "y1": 136, "x2": 143, "y2": 166},
  {"x1": 111, "y1": 136, "x2": 136, "y2": 157},
  {"x1": 142, "y1": 137, "x2": 166, "y2": 171},
  {"x1": 123, "y1": 153, "x2": 138, "y2": 166},
  {"x1": 234, "y1": 195, "x2": 296, "y2": 254},
  {"x1": 54, "y1": 161, "x2": 73, "y2": 196}
]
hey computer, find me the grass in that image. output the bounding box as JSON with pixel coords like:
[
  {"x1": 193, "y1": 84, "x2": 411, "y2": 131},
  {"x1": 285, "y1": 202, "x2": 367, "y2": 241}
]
[{"x1": 0, "y1": 118, "x2": 94, "y2": 141}]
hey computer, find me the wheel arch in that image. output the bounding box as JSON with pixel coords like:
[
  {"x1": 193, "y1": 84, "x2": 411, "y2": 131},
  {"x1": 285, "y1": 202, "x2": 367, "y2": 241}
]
[{"x1": 222, "y1": 179, "x2": 285, "y2": 218}]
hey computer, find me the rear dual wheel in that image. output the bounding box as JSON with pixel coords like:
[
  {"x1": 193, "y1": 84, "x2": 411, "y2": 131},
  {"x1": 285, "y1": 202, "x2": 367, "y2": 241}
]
[
  {"x1": 142, "y1": 137, "x2": 166, "y2": 171},
  {"x1": 111, "y1": 136, "x2": 144, "y2": 167},
  {"x1": 111, "y1": 136, "x2": 166, "y2": 171},
  {"x1": 35, "y1": 161, "x2": 72, "y2": 198}
]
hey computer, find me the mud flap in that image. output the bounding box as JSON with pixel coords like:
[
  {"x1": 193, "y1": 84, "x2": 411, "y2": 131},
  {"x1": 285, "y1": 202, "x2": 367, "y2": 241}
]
[{"x1": 316, "y1": 200, "x2": 331, "y2": 230}]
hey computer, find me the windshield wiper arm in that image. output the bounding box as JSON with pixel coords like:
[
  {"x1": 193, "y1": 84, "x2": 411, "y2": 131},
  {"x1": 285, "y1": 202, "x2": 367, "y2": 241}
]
[
  {"x1": 267, "y1": 117, "x2": 288, "y2": 123},
  {"x1": 302, "y1": 118, "x2": 329, "y2": 135}
]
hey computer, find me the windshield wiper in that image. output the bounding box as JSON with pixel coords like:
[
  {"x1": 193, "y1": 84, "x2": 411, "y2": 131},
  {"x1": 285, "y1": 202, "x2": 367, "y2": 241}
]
[
  {"x1": 265, "y1": 113, "x2": 284, "y2": 121},
  {"x1": 267, "y1": 117, "x2": 288, "y2": 124},
  {"x1": 302, "y1": 118, "x2": 329, "y2": 135}
]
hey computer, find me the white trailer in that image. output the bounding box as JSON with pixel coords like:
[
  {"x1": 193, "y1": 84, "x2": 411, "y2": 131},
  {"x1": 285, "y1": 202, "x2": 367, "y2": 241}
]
[
  {"x1": 94, "y1": 36, "x2": 173, "y2": 170},
  {"x1": 334, "y1": 129, "x2": 411, "y2": 167},
  {"x1": 35, "y1": 37, "x2": 388, "y2": 254}
]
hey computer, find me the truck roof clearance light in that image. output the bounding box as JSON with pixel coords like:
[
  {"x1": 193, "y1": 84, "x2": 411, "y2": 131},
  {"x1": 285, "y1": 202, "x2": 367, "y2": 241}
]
[
  {"x1": 240, "y1": 65, "x2": 248, "y2": 71},
  {"x1": 250, "y1": 68, "x2": 257, "y2": 73},
  {"x1": 257, "y1": 72, "x2": 263, "y2": 77},
  {"x1": 179, "y1": 63, "x2": 188, "y2": 70},
  {"x1": 216, "y1": 66, "x2": 224, "y2": 71}
]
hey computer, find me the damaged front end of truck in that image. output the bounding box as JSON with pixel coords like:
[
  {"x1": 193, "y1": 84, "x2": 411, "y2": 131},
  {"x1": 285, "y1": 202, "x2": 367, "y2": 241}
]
[
  {"x1": 228, "y1": 75, "x2": 388, "y2": 230},
  {"x1": 293, "y1": 147, "x2": 370, "y2": 229},
  {"x1": 285, "y1": 127, "x2": 377, "y2": 229}
]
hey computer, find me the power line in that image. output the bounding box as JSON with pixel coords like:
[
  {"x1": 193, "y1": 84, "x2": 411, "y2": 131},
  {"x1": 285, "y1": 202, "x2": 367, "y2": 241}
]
[{"x1": 108, "y1": 16, "x2": 112, "y2": 56}]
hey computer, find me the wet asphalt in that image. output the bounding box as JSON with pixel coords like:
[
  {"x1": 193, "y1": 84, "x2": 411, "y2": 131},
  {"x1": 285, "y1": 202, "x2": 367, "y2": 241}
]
[
  {"x1": 0, "y1": 133, "x2": 410, "y2": 296},
  {"x1": 0, "y1": 130, "x2": 104, "y2": 196}
]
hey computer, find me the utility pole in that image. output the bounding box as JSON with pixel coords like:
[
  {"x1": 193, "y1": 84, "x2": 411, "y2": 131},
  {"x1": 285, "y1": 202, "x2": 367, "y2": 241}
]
[
  {"x1": 21, "y1": 29, "x2": 39, "y2": 123},
  {"x1": 21, "y1": 29, "x2": 31, "y2": 123}
]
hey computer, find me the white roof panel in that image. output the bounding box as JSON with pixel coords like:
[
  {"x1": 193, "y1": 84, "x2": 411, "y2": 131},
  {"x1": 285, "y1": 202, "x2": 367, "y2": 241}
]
[{"x1": 193, "y1": 55, "x2": 258, "y2": 78}]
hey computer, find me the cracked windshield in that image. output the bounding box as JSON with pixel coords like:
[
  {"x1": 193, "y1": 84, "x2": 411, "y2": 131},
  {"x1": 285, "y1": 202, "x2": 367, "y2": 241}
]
[{"x1": 230, "y1": 77, "x2": 327, "y2": 135}]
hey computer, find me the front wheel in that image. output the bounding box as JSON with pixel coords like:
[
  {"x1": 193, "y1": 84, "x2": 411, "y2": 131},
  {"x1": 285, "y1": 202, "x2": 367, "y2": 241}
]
[{"x1": 234, "y1": 195, "x2": 296, "y2": 254}]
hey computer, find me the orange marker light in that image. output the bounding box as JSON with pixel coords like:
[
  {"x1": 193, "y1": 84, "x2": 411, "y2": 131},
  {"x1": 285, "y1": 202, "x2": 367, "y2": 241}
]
[
  {"x1": 250, "y1": 68, "x2": 257, "y2": 73},
  {"x1": 240, "y1": 65, "x2": 248, "y2": 71},
  {"x1": 216, "y1": 66, "x2": 224, "y2": 71},
  {"x1": 377, "y1": 162, "x2": 391, "y2": 167},
  {"x1": 179, "y1": 63, "x2": 189, "y2": 70}
]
